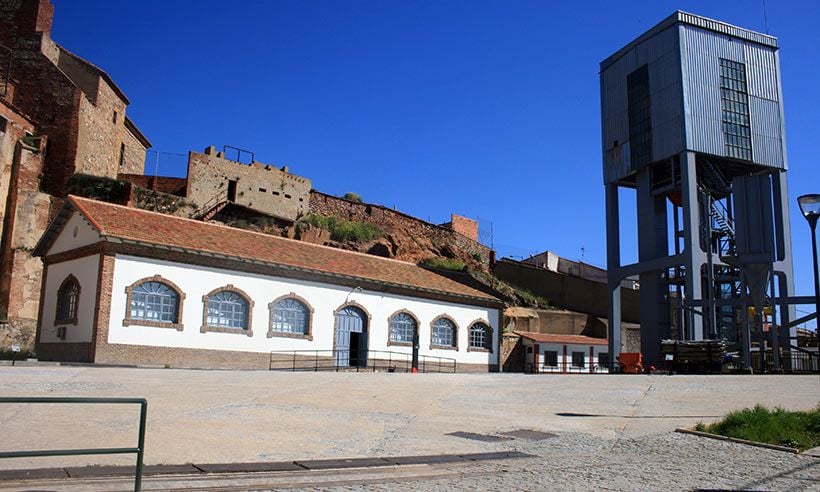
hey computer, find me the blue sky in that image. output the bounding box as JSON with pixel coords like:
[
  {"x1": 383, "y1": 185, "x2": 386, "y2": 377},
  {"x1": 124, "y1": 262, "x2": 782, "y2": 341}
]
[{"x1": 51, "y1": 1, "x2": 819, "y2": 309}]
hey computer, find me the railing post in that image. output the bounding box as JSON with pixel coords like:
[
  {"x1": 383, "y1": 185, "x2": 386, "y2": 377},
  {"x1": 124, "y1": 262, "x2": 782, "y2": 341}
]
[
  {"x1": 135, "y1": 399, "x2": 147, "y2": 492},
  {"x1": 292, "y1": 352, "x2": 296, "y2": 372}
]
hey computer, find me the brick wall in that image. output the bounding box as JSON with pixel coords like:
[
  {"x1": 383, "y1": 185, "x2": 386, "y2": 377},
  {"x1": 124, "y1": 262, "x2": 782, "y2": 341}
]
[
  {"x1": 444, "y1": 214, "x2": 479, "y2": 242},
  {"x1": 186, "y1": 149, "x2": 311, "y2": 218},
  {"x1": 118, "y1": 174, "x2": 187, "y2": 196}
]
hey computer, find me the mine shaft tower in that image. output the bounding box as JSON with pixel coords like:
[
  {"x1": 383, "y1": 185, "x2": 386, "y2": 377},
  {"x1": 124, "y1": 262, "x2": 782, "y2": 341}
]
[{"x1": 601, "y1": 12, "x2": 796, "y2": 369}]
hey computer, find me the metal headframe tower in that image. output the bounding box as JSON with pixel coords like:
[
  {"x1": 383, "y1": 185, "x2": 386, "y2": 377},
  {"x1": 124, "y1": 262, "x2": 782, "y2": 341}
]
[{"x1": 600, "y1": 12, "x2": 798, "y2": 370}]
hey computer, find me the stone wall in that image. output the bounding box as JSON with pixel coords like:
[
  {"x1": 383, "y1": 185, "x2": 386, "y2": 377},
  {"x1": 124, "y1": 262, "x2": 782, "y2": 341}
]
[
  {"x1": 186, "y1": 148, "x2": 311, "y2": 220},
  {"x1": 120, "y1": 119, "x2": 147, "y2": 175},
  {"x1": 494, "y1": 258, "x2": 641, "y2": 323}
]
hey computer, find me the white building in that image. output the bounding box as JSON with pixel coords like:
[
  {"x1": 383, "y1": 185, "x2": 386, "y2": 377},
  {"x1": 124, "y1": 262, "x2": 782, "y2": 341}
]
[
  {"x1": 516, "y1": 332, "x2": 609, "y2": 373},
  {"x1": 33, "y1": 196, "x2": 503, "y2": 371}
]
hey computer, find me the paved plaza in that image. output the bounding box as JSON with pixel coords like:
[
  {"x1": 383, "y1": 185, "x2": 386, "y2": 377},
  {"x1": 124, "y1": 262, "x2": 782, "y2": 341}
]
[{"x1": 0, "y1": 366, "x2": 818, "y2": 490}]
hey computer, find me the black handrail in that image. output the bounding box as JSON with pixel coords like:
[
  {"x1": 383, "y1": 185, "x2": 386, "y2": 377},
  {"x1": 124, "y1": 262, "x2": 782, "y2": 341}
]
[
  {"x1": 0, "y1": 397, "x2": 148, "y2": 491},
  {"x1": 269, "y1": 349, "x2": 457, "y2": 373}
]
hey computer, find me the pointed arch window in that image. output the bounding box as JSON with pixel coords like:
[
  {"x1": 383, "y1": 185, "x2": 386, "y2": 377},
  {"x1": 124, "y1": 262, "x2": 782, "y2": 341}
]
[
  {"x1": 431, "y1": 316, "x2": 457, "y2": 350},
  {"x1": 468, "y1": 321, "x2": 492, "y2": 352},
  {"x1": 389, "y1": 312, "x2": 417, "y2": 345},
  {"x1": 55, "y1": 275, "x2": 80, "y2": 325}
]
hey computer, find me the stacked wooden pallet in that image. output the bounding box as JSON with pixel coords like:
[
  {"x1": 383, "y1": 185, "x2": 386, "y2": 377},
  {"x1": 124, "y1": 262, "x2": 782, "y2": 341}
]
[{"x1": 661, "y1": 339, "x2": 727, "y2": 373}]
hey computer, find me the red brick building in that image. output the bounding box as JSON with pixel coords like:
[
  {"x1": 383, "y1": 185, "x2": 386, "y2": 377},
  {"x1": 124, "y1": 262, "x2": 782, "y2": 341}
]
[{"x1": 0, "y1": 0, "x2": 150, "y2": 351}]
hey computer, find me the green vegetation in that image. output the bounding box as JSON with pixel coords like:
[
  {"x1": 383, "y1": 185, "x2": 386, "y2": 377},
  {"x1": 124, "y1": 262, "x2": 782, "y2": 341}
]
[
  {"x1": 421, "y1": 257, "x2": 467, "y2": 272},
  {"x1": 511, "y1": 286, "x2": 552, "y2": 309},
  {"x1": 67, "y1": 173, "x2": 131, "y2": 203},
  {"x1": 133, "y1": 187, "x2": 194, "y2": 214},
  {"x1": 301, "y1": 214, "x2": 383, "y2": 243},
  {"x1": 695, "y1": 405, "x2": 820, "y2": 451},
  {"x1": 342, "y1": 192, "x2": 364, "y2": 203}
]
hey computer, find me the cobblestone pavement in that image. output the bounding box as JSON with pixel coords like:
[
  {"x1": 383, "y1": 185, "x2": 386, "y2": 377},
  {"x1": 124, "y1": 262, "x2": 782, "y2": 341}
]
[{"x1": 0, "y1": 367, "x2": 817, "y2": 490}]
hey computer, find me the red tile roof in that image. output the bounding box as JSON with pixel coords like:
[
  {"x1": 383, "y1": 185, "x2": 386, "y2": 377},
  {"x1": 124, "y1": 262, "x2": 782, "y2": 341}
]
[
  {"x1": 64, "y1": 196, "x2": 500, "y2": 304},
  {"x1": 515, "y1": 332, "x2": 608, "y2": 346}
]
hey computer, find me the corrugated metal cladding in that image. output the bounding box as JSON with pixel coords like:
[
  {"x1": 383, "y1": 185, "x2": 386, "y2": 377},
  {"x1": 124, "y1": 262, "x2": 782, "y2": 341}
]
[
  {"x1": 750, "y1": 96, "x2": 785, "y2": 168},
  {"x1": 744, "y1": 44, "x2": 779, "y2": 102},
  {"x1": 600, "y1": 25, "x2": 682, "y2": 184},
  {"x1": 679, "y1": 24, "x2": 785, "y2": 169}
]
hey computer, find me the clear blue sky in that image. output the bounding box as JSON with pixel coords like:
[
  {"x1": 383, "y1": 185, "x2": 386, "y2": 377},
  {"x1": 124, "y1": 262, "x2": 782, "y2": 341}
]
[{"x1": 51, "y1": 1, "x2": 819, "y2": 306}]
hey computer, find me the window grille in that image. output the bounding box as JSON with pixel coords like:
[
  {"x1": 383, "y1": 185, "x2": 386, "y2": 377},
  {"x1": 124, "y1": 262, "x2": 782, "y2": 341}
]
[
  {"x1": 56, "y1": 277, "x2": 80, "y2": 323},
  {"x1": 432, "y1": 318, "x2": 456, "y2": 347},
  {"x1": 130, "y1": 281, "x2": 179, "y2": 323},
  {"x1": 206, "y1": 291, "x2": 248, "y2": 329},
  {"x1": 271, "y1": 298, "x2": 308, "y2": 334},
  {"x1": 468, "y1": 322, "x2": 490, "y2": 350},
  {"x1": 719, "y1": 58, "x2": 753, "y2": 161},
  {"x1": 389, "y1": 312, "x2": 416, "y2": 343}
]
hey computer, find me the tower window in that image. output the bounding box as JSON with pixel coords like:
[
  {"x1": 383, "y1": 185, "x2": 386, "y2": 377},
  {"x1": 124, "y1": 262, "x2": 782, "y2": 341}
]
[
  {"x1": 627, "y1": 65, "x2": 652, "y2": 168},
  {"x1": 719, "y1": 59, "x2": 752, "y2": 161}
]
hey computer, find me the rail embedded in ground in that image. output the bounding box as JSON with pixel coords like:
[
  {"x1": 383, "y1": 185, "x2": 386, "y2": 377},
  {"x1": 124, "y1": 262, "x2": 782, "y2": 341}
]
[
  {"x1": 0, "y1": 397, "x2": 148, "y2": 491},
  {"x1": 269, "y1": 349, "x2": 457, "y2": 373}
]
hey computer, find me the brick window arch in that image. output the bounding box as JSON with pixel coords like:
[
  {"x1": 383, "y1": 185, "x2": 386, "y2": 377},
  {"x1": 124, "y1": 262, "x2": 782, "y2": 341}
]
[
  {"x1": 268, "y1": 293, "x2": 314, "y2": 340},
  {"x1": 55, "y1": 274, "x2": 81, "y2": 325},
  {"x1": 201, "y1": 285, "x2": 254, "y2": 337},
  {"x1": 123, "y1": 275, "x2": 185, "y2": 330},
  {"x1": 430, "y1": 315, "x2": 458, "y2": 351},
  {"x1": 467, "y1": 319, "x2": 492, "y2": 353}
]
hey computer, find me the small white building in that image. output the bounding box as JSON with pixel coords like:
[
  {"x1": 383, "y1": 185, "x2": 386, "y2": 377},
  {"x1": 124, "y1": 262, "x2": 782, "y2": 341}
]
[
  {"x1": 33, "y1": 196, "x2": 503, "y2": 371},
  {"x1": 516, "y1": 332, "x2": 609, "y2": 373}
]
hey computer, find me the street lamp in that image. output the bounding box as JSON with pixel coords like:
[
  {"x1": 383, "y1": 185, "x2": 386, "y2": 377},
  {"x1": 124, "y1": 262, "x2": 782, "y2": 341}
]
[{"x1": 797, "y1": 194, "x2": 820, "y2": 333}]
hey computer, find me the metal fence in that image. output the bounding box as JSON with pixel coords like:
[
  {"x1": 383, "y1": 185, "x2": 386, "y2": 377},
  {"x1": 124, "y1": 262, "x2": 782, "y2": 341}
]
[
  {"x1": 269, "y1": 349, "x2": 457, "y2": 373},
  {"x1": 752, "y1": 351, "x2": 819, "y2": 374},
  {"x1": 526, "y1": 362, "x2": 610, "y2": 374},
  {"x1": 0, "y1": 397, "x2": 148, "y2": 491}
]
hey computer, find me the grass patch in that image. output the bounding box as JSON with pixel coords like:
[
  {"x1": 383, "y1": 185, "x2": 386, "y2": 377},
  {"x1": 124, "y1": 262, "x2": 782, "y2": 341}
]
[
  {"x1": 697, "y1": 405, "x2": 820, "y2": 451},
  {"x1": 512, "y1": 286, "x2": 552, "y2": 309},
  {"x1": 301, "y1": 214, "x2": 383, "y2": 243},
  {"x1": 421, "y1": 257, "x2": 466, "y2": 272}
]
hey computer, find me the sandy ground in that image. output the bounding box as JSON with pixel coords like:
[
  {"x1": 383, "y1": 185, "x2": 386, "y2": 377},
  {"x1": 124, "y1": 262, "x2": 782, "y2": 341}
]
[{"x1": 0, "y1": 366, "x2": 817, "y2": 472}]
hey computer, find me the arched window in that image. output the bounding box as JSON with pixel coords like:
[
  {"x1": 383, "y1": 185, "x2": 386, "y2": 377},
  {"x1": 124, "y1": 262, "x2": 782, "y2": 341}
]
[
  {"x1": 55, "y1": 275, "x2": 80, "y2": 324},
  {"x1": 431, "y1": 317, "x2": 457, "y2": 349},
  {"x1": 389, "y1": 312, "x2": 417, "y2": 345},
  {"x1": 468, "y1": 322, "x2": 492, "y2": 352},
  {"x1": 271, "y1": 298, "x2": 309, "y2": 335},
  {"x1": 130, "y1": 281, "x2": 179, "y2": 323},
  {"x1": 206, "y1": 290, "x2": 249, "y2": 330}
]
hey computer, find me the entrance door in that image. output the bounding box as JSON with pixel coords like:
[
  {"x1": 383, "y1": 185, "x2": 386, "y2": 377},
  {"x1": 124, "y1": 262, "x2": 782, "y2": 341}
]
[
  {"x1": 227, "y1": 180, "x2": 238, "y2": 202},
  {"x1": 335, "y1": 306, "x2": 368, "y2": 367}
]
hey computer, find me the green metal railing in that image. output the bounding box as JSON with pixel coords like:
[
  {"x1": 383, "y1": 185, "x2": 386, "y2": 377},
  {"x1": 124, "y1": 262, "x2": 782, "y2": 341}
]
[{"x1": 0, "y1": 397, "x2": 148, "y2": 491}]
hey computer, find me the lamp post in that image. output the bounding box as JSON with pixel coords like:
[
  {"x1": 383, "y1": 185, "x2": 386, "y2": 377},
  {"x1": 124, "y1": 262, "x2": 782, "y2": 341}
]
[{"x1": 797, "y1": 194, "x2": 820, "y2": 335}]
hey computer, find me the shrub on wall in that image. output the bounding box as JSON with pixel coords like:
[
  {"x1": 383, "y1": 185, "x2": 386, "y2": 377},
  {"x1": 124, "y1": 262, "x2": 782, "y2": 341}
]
[
  {"x1": 133, "y1": 187, "x2": 195, "y2": 215},
  {"x1": 301, "y1": 214, "x2": 383, "y2": 243},
  {"x1": 342, "y1": 192, "x2": 364, "y2": 203},
  {"x1": 421, "y1": 257, "x2": 467, "y2": 272},
  {"x1": 66, "y1": 174, "x2": 131, "y2": 203}
]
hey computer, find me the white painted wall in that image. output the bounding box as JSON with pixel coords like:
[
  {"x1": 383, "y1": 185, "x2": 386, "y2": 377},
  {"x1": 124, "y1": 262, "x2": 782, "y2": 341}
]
[
  {"x1": 107, "y1": 255, "x2": 499, "y2": 366},
  {"x1": 46, "y1": 211, "x2": 102, "y2": 255},
  {"x1": 39, "y1": 255, "x2": 100, "y2": 343},
  {"x1": 522, "y1": 339, "x2": 609, "y2": 373}
]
